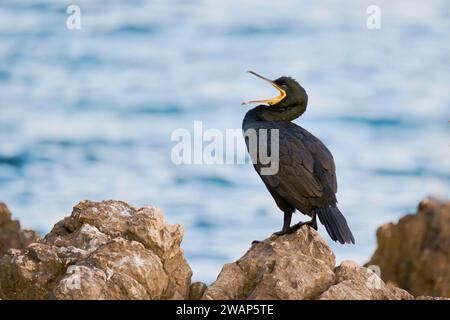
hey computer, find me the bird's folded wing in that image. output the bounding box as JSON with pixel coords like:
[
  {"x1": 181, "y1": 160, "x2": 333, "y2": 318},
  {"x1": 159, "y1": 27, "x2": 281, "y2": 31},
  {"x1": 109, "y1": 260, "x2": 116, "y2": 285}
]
[{"x1": 254, "y1": 125, "x2": 337, "y2": 205}]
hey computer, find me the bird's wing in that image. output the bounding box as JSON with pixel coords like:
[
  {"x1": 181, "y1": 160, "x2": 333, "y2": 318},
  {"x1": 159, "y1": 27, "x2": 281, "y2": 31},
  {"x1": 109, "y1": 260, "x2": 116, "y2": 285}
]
[
  {"x1": 250, "y1": 123, "x2": 337, "y2": 210},
  {"x1": 301, "y1": 127, "x2": 337, "y2": 194}
]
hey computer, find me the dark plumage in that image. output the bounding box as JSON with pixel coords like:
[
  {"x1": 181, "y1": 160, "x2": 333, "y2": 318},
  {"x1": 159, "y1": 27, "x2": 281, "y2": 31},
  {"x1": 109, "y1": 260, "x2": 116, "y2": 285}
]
[{"x1": 242, "y1": 71, "x2": 354, "y2": 244}]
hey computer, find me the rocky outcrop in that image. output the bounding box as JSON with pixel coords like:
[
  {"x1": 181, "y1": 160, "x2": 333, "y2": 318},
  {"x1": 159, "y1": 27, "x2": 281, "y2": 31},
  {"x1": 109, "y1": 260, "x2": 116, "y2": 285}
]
[
  {"x1": 318, "y1": 260, "x2": 412, "y2": 300},
  {"x1": 0, "y1": 202, "x2": 39, "y2": 256},
  {"x1": 189, "y1": 281, "x2": 208, "y2": 300},
  {"x1": 1, "y1": 197, "x2": 447, "y2": 300},
  {"x1": 202, "y1": 228, "x2": 334, "y2": 300},
  {"x1": 367, "y1": 197, "x2": 450, "y2": 298},
  {"x1": 202, "y1": 227, "x2": 413, "y2": 300},
  {"x1": 0, "y1": 200, "x2": 192, "y2": 300}
]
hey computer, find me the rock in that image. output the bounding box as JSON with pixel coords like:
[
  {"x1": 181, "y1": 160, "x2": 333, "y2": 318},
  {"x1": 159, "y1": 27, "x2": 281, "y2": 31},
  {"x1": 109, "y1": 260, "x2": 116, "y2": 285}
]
[
  {"x1": 189, "y1": 281, "x2": 208, "y2": 300},
  {"x1": 202, "y1": 227, "x2": 415, "y2": 300},
  {"x1": 0, "y1": 202, "x2": 39, "y2": 256},
  {"x1": 319, "y1": 261, "x2": 413, "y2": 300},
  {"x1": 202, "y1": 227, "x2": 336, "y2": 300},
  {"x1": 0, "y1": 200, "x2": 192, "y2": 300},
  {"x1": 366, "y1": 197, "x2": 450, "y2": 298},
  {"x1": 2, "y1": 197, "x2": 446, "y2": 300}
]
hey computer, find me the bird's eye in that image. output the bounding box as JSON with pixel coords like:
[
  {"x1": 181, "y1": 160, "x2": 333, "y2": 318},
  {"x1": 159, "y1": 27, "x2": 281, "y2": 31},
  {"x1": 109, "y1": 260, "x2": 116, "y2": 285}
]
[{"x1": 281, "y1": 85, "x2": 288, "y2": 91}]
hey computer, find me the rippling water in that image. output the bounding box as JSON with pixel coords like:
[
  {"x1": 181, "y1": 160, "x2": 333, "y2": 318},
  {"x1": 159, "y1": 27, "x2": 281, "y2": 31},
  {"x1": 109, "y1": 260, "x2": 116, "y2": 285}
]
[{"x1": 0, "y1": 0, "x2": 449, "y2": 282}]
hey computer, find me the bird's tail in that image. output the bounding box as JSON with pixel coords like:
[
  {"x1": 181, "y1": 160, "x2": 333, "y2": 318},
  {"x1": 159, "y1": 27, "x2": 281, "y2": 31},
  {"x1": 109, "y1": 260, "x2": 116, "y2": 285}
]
[{"x1": 316, "y1": 206, "x2": 355, "y2": 244}]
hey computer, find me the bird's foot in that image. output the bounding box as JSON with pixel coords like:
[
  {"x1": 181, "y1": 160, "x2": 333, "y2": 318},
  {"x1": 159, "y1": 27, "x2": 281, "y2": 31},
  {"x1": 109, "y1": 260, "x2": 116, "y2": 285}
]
[
  {"x1": 273, "y1": 226, "x2": 299, "y2": 236},
  {"x1": 273, "y1": 215, "x2": 317, "y2": 237},
  {"x1": 273, "y1": 230, "x2": 287, "y2": 236},
  {"x1": 291, "y1": 219, "x2": 318, "y2": 231}
]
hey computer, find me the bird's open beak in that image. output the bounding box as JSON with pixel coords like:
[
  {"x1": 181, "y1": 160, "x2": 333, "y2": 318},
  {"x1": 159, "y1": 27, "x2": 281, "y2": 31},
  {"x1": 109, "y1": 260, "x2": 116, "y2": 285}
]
[{"x1": 242, "y1": 71, "x2": 287, "y2": 106}]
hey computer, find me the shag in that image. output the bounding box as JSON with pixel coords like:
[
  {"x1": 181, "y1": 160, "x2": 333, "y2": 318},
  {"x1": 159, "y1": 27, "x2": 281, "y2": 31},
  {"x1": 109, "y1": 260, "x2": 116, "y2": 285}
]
[{"x1": 242, "y1": 71, "x2": 354, "y2": 244}]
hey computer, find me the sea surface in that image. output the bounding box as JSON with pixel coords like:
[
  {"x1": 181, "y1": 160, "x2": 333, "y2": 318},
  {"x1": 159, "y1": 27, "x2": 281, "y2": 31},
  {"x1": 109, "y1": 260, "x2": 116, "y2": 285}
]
[{"x1": 0, "y1": 0, "x2": 449, "y2": 282}]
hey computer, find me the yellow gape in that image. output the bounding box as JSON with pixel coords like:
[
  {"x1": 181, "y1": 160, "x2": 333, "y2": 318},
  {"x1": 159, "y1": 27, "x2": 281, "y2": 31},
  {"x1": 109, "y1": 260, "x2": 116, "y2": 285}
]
[{"x1": 242, "y1": 71, "x2": 287, "y2": 106}]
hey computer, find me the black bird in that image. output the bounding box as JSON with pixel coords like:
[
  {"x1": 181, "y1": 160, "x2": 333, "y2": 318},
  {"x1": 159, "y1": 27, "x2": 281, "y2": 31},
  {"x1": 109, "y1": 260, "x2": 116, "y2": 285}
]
[{"x1": 242, "y1": 71, "x2": 355, "y2": 244}]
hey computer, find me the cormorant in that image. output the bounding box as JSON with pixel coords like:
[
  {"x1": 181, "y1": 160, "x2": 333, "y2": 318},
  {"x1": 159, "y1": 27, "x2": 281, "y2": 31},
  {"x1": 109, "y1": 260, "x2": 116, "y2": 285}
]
[{"x1": 242, "y1": 71, "x2": 355, "y2": 244}]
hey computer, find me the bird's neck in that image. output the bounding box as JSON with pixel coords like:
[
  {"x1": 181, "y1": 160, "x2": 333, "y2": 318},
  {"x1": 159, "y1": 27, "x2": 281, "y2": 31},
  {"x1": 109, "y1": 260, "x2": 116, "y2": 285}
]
[{"x1": 246, "y1": 103, "x2": 306, "y2": 122}]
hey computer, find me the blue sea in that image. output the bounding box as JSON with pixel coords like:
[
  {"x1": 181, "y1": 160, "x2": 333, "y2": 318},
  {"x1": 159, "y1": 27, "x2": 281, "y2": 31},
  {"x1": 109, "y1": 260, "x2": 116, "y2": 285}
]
[{"x1": 0, "y1": 0, "x2": 449, "y2": 282}]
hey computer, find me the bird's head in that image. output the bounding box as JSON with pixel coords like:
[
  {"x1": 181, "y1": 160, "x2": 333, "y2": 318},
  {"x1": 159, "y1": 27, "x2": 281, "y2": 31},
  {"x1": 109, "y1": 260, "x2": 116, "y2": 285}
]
[{"x1": 242, "y1": 71, "x2": 308, "y2": 110}]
